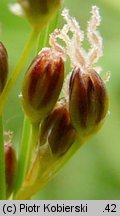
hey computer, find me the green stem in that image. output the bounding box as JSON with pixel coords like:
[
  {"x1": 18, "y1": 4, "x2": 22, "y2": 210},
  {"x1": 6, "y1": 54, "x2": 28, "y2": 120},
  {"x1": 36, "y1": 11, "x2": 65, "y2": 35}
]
[
  {"x1": 24, "y1": 122, "x2": 39, "y2": 175},
  {"x1": 0, "y1": 115, "x2": 6, "y2": 199},
  {"x1": 13, "y1": 118, "x2": 39, "y2": 197},
  {"x1": 0, "y1": 28, "x2": 39, "y2": 115},
  {"x1": 36, "y1": 12, "x2": 59, "y2": 52},
  {"x1": 48, "y1": 12, "x2": 59, "y2": 38},
  {"x1": 36, "y1": 25, "x2": 49, "y2": 53},
  {"x1": 14, "y1": 116, "x2": 31, "y2": 194}
]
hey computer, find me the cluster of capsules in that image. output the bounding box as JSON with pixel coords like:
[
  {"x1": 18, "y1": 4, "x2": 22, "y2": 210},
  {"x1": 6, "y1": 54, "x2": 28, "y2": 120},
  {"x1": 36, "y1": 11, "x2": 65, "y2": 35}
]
[{"x1": 0, "y1": 5, "x2": 109, "y2": 199}]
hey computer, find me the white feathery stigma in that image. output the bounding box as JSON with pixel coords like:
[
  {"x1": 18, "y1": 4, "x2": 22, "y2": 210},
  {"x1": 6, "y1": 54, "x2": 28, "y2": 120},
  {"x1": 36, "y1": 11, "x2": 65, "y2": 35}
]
[{"x1": 50, "y1": 5, "x2": 103, "y2": 73}]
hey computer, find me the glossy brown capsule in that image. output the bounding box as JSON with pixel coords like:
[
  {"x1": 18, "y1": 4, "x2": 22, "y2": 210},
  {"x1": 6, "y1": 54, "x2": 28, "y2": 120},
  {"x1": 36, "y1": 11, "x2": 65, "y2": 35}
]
[
  {"x1": 22, "y1": 48, "x2": 64, "y2": 123},
  {"x1": 4, "y1": 143, "x2": 18, "y2": 198},
  {"x1": 39, "y1": 99, "x2": 77, "y2": 157},
  {"x1": 69, "y1": 68, "x2": 109, "y2": 137},
  {"x1": 0, "y1": 42, "x2": 8, "y2": 93}
]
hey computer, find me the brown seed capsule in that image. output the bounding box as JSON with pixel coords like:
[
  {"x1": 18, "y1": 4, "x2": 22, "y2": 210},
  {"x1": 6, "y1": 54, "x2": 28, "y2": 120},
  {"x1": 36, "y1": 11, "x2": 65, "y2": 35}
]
[
  {"x1": 69, "y1": 68, "x2": 109, "y2": 137},
  {"x1": 4, "y1": 143, "x2": 18, "y2": 198},
  {"x1": 0, "y1": 42, "x2": 8, "y2": 93},
  {"x1": 40, "y1": 99, "x2": 77, "y2": 157},
  {"x1": 21, "y1": 48, "x2": 64, "y2": 123}
]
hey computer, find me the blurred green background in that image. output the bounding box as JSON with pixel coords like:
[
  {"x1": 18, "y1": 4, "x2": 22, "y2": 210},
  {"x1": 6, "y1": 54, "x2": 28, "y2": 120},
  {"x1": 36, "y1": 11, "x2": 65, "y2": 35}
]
[{"x1": 0, "y1": 0, "x2": 120, "y2": 199}]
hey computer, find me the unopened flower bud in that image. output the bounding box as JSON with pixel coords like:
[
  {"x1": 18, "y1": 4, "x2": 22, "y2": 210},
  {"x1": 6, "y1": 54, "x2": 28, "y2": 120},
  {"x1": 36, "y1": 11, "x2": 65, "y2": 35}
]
[
  {"x1": 69, "y1": 68, "x2": 109, "y2": 137},
  {"x1": 10, "y1": 0, "x2": 62, "y2": 29},
  {"x1": 21, "y1": 48, "x2": 64, "y2": 123},
  {"x1": 40, "y1": 99, "x2": 76, "y2": 157},
  {"x1": 4, "y1": 143, "x2": 18, "y2": 198},
  {"x1": 0, "y1": 42, "x2": 8, "y2": 93}
]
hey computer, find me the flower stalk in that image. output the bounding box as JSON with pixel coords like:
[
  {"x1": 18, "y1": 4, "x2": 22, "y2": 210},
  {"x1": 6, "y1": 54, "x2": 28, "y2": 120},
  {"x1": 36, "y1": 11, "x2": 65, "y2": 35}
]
[
  {"x1": 14, "y1": 116, "x2": 31, "y2": 194},
  {"x1": 0, "y1": 28, "x2": 39, "y2": 115}
]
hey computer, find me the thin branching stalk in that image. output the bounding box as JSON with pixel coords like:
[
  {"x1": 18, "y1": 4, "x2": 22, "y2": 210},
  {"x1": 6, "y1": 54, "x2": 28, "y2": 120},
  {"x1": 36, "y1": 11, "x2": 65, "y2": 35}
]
[
  {"x1": 37, "y1": 12, "x2": 59, "y2": 52},
  {"x1": 24, "y1": 122, "x2": 39, "y2": 177},
  {"x1": 13, "y1": 118, "x2": 39, "y2": 198},
  {"x1": 13, "y1": 116, "x2": 31, "y2": 195},
  {"x1": 0, "y1": 28, "x2": 39, "y2": 115}
]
